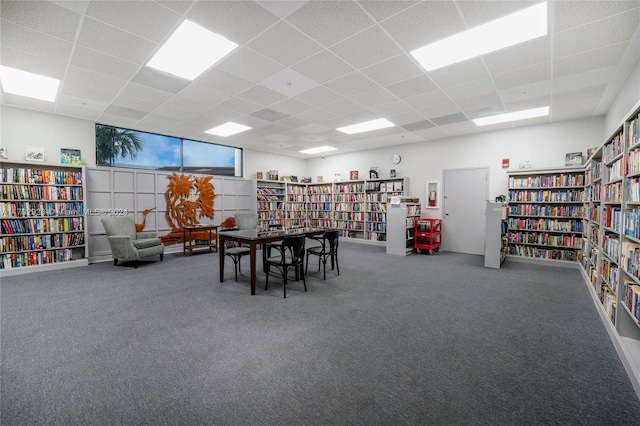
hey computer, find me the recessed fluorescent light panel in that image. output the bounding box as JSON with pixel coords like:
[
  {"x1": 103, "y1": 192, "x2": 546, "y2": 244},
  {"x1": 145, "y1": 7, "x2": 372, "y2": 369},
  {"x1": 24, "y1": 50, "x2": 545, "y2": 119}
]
[
  {"x1": 205, "y1": 122, "x2": 252, "y2": 137},
  {"x1": 146, "y1": 20, "x2": 238, "y2": 80},
  {"x1": 473, "y1": 106, "x2": 549, "y2": 126},
  {"x1": 0, "y1": 66, "x2": 60, "y2": 102},
  {"x1": 336, "y1": 118, "x2": 395, "y2": 135},
  {"x1": 411, "y1": 2, "x2": 547, "y2": 71},
  {"x1": 299, "y1": 146, "x2": 337, "y2": 154}
]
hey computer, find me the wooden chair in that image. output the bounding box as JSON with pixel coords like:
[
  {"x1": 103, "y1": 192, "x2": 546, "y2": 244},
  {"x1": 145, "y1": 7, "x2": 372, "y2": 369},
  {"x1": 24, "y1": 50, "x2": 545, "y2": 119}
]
[
  {"x1": 218, "y1": 227, "x2": 250, "y2": 281},
  {"x1": 264, "y1": 235, "x2": 306, "y2": 298},
  {"x1": 305, "y1": 230, "x2": 340, "y2": 280}
]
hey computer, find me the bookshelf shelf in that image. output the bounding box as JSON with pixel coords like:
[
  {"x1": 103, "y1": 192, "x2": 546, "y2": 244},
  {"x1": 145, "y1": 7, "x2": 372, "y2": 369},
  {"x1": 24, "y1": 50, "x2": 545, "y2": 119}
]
[{"x1": 0, "y1": 161, "x2": 88, "y2": 276}]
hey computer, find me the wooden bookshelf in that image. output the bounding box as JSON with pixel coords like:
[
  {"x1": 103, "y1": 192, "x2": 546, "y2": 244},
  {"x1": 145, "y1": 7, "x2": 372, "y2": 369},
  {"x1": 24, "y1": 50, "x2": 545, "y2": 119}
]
[{"x1": 0, "y1": 161, "x2": 88, "y2": 276}]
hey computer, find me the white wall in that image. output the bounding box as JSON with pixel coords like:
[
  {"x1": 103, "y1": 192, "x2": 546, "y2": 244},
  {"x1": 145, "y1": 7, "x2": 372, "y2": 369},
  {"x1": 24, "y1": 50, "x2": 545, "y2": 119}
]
[
  {"x1": 307, "y1": 116, "x2": 605, "y2": 217},
  {"x1": 605, "y1": 59, "x2": 640, "y2": 135},
  {"x1": 243, "y1": 149, "x2": 307, "y2": 181},
  {"x1": 0, "y1": 106, "x2": 96, "y2": 165}
]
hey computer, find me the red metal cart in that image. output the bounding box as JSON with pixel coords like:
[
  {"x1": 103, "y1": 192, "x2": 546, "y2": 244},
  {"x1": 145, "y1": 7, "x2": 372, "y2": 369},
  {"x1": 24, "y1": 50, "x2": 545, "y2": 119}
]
[{"x1": 414, "y1": 218, "x2": 441, "y2": 255}]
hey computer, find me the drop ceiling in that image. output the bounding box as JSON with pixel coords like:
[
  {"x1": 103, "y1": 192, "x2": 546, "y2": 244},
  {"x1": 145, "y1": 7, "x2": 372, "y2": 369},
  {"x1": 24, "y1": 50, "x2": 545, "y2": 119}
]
[{"x1": 1, "y1": 0, "x2": 639, "y2": 158}]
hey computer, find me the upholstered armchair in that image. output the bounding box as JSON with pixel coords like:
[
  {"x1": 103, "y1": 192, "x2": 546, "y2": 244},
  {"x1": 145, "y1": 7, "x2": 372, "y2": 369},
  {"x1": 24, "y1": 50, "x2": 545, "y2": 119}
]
[{"x1": 101, "y1": 216, "x2": 164, "y2": 267}]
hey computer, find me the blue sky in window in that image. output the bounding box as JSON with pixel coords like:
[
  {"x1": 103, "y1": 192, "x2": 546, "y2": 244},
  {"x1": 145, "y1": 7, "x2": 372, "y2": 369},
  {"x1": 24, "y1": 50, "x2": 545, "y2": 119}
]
[
  {"x1": 114, "y1": 131, "x2": 180, "y2": 168},
  {"x1": 183, "y1": 139, "x2": 235, "y2": 167}
]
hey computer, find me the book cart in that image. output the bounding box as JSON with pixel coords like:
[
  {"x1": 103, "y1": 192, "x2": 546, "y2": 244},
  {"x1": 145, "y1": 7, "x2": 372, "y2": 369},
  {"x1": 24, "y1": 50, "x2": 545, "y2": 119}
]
[{"x1": 414, "y1": 218, "x2": 441, "y2": 255}]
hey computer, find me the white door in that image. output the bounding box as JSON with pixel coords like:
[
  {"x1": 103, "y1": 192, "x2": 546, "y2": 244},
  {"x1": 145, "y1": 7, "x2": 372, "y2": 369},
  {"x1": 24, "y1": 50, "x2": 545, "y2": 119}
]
[{"x1": 442, "y1": 167, "x2": 489, "y2": 255}]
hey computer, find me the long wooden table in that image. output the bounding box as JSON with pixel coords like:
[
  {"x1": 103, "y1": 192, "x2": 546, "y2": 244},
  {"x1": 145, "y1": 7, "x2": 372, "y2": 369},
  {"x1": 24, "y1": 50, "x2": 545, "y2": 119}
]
[{"x1": 218, "y1": 227, "x2": 325, "y2": 295}]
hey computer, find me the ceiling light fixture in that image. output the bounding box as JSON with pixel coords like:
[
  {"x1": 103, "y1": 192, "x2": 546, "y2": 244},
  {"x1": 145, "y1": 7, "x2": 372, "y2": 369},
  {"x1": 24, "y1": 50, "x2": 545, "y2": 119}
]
[
  {"x1": 336, "y1": 118, "x2": 395, "y2": 135},
  {"x1": 472, "y1": 106, "x2": 550, "y2": 126},
  {"x1": 205, "y1": 122, "x2": 252, "y2": 137},
  {"x1": 299, "y1": 146, "x2": 338, "y2": 154},
  {"x1": 0, "y1": 66, "x2": 60, "y2": 102},
  {"x1": 146, "y1": 20, "x2": 238, "y2": 80},
  {"x1": 411, "y1": 2, "x2": 547, "y2": 71}
]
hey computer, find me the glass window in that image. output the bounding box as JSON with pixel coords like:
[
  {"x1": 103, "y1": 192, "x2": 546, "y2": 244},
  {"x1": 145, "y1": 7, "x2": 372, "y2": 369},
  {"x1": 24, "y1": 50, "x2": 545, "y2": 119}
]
[{"x1": 95, "y1": 124, "x2": 242, "y2": 176}]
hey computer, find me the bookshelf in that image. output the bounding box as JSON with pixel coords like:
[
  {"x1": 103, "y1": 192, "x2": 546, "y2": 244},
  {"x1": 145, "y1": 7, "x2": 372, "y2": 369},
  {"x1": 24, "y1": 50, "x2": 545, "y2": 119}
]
[
  {"x1": 256, "y1": 179, "x2": 286, "y2": 229},
  {"x1": 581, "y1": 102, "x2": 640, "y2": 398},
  {"x1": 386, "y1": 199, "x2": 421, "y2": 256},
  {"x1": 252, "y1": 177, "x2": 408, "y2": 245},
  {"x1": 507, "y1": 168, "x2": 585, "y2": 264},
  {"x1": 333, "y1": 181, "x2": 366, "y2": 239},
  {"x1": 484, "y1": 201, "x2": 507, "y2": 268},
  {"x1": 0, "y1": 161, "x2": 88, "y2": 276},
  {"x1": 364, "y1": 178, "x2": 407, "y2": 242}
]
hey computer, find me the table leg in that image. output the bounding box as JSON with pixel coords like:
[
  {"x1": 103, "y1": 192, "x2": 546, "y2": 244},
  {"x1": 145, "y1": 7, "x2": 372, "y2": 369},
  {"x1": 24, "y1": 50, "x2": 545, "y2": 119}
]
[
  {"x1": 250, "y1": 242, "x2": 257, "y2": 295},
  {"x1": 219, "y1": 235, "x2": 225, "y2": 283}
]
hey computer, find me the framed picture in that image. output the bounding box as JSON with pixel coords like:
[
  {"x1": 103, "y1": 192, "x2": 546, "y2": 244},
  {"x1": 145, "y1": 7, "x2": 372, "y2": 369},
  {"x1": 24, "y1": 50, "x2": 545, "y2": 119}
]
[
  {"x1": 350, "y1": 170, "x2": 358, "y2": 180},
  {"x1": 369, "y1": 167, "x2": 380, "y2": 179},
  {"x1": 60, "y1": 148, "x2": 81, "y2": 165},
  {"x1": 301, "y1": 176, "x2": 312, "y2": 183},
  {"x1": 565, "y1": 152, "x2": 583, "y2": 166},
  {"x1": 26, "y1": 146, "x2": 45, "y2": 162},
  {"x1": 290, "y1": 176, "x2": 298, "y2": 182},
  {"x1": 426, "y1": 181, "x2": 440, "y2": 209},
  {"x1": 316, "y1": 176, "x2": 323, "y2": 183},
  {"x1": 256, "y1": 171, "x2": 264, "y2": 179},
  {"x1": 0, "y1": 147, "x2": 8, "y2": 160},
  {"x1": 390, "y1": 169, "x2": 397, "y2": 178}
]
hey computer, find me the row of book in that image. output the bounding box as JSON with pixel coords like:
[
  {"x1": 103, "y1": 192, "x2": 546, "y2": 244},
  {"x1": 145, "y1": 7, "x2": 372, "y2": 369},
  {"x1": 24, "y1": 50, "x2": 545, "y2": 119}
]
[
  {"x1": 286, "y1": 186, "x2": 305, "y2": 195},
  {"x1": 335, "y1": 183, "x2": 365, "y2": 193},
  {"x1": 0, "y1": 248, "x2": 76, "y2": 269},
  {"x1": 603, "y1": 130, "x2": 625, "y2": 163},
  {"x1": 603, "y1": 181, "x2": 623, "y2": 203},
  {"x1": 508, "y1": 173, "x2": 585, "y2": 188},
  {"x1": 601, "y1": 258, "x2": 619, "y2": 293},
  {"x1": 1, "y1": 217, "x2": 84, "y2": 234},
  {"x1": 334, "y1": 203, "x2": 366, "y2": 212},
  {"x1": 0, "y1": 232, "x2": 84, "y2": 253},
  {"x1": 621, "y1": 241, "x2": 640, "y2": 279},
  {"x1": 603, "y1": 205, "x2": 622, "y2": 232},
  {"x1": 333, "y1": 212, "x2": 365, "y2": 221},
  {"x1": 0, "y1": 168, "x2": 83, "y2": 185},
  {"x1": 627, "y1": 176, "x2": 640, "y2": 202},
  {"x1": 585, "y1": 182, "x2": 601, "y2": 202},
  {"x1": 605, "y1": 157, "x2": 625, "y2": 181},
  {"x1": 333, "y1": 194, "x2": 365, "y2": 202},
  {"x1": 599, "y1": 286, "x2": 617, "y2": 326},
  {"x1": 602, "y1": 234, "x2": 620, "y2": 263},
  {"x1": 0, "y1": 201, "x2": 84, "y2": 218},
  {"x1": 509, "y1": 189, "x2": 584, "y2": 203},
  {"x1": 257, "y1": 211, "x2": 285, "y2": 220},
  {"x1": 364, "y1": 231, "x2": 386, "y2": 241},
  {"x1": 508, "y1": 204, "x2": 584, "y2": 218},
  {"x1": 622, "y1": 280, "x2": 640, "y2": 324},
  {"x1": 508, "y1": 232, "x2": 581, "y2": 248},
  {"x1": 257, "y1": 201, "x2": 283, "y2": 211},
  {"x1": 507, "y1": 244, "x2": 581, "y2": 261},
  {"x1": 287, "y1": 195, "x2": 305, "y2": 203},
  {"x1": 623, "y1": 208, "x2": 640, "y2": 239},
  {"x1": 366, "y1": 222, "x2": 387, "y2": 233},
  {"x1": 507, "y1": 218, "x2": 584, "y2": 233},
  {"x1": 1, "y1": 184, "x2": 83, "y2": 201},
  {"x1": 333, "y1": 221, "x2": 364, "y2": 231},
  {"x1": 307, "y1": 194, "x2": 332, "y2": 202}
]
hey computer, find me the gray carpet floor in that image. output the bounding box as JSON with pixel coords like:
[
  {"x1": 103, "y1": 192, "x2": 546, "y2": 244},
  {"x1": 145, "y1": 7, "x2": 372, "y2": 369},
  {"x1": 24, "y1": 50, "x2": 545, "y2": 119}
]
[{"x1": 2, "y1": 241, "x2": 640, "y2": 425}]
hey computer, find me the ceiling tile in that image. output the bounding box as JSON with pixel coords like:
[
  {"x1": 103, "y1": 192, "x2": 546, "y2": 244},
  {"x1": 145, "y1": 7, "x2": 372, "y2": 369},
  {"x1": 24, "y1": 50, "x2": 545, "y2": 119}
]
[
  {"x1": 294, "y1": 86, "x2": 345, "y2": 107},
  {"x1": 554, "y1": 42, "x2": 628, "y2": 77},
  {"x1": 104, "y1": 105, "x2": 147, "y2": 120},
  {"x1": 1, "y1": 46, "x2": 67, "y2": 79},
  {"x1": 554, "y1": 0, "x2": 639, "y2": 33},
  {"x1": 2, "y1": 93, "x2": 56, "y2": 112},
  {"x1": 493, "y1": 63, "x2": 551, "y2": 90},
  {"x1": 295, "y1": 108, "x2": 339, "y2": 123},
  {"x1": 442, "y1": 78, "x2": 497, "y2": 102},
  {"x1": 218, "y1": 47, "x2": 284, "y2": 83},
  {"x1": 135, "y1": 113, "x2": 183, "y2": 132},
  {"x1": 70, "y1": 46, "x2": 140, "y2": 80},
  {"x1": 554, "y1": 11, "x2": 640, "y2": 58},
  {"x1": 291, "y1": 50, "x2": 354, "y2": 84},
  {"x1": 256, "y1": 0, "x2": 307, "y2": 18},
  {"x1": 361, "y1": 55, "x2": 423, "y2": 86},
  {"x1": 553, "y1": 67, "x2": 617, "y2": 94},
  {"x1": 385, "y1": 76, "x2": 437, "y2": 99},
  {"x1": 237, "y1": 85, "x2": 286, "y2": 106},
  {"x1": 329, "y1": 26, "x2": 403, "y2": 69},
  {"x1": 484, "y1": 37, "x2": 550, "y2": 75},
  {"x1": 77, "y1": 18, "x2": 156, "y2": 64},
  {"x1": 456, "y1": 1, "x2": 540, "y2": 27},
  {"x1": 286, "y1": 0, "x2": 374, "y2": 47},
  {"x1": 324, "y1": 72, "x2": 378, "y2": 98},
  {"x1": 250, "y1": 108, "x2": 290, "y2": 122},
  {"x1": 1, "y1": 21, "x2": 73, "y2": 64},
  {"x1": 179, "y1": 83, "x2": 231, "y2": 106},
  {"x1": 499, "y1": 80, "x2": 552, "y2": 104},
  {"x1": 357, "y1": 0, "x2": 420, "y2": 22},
  {"x1": 246, "y1": 22, "x2": 323, "y2": 67},
  {"x1": 86, "y1": 0, "x2": 181, "y2": 42},
  {"x1": 55, "y1": 104, "x2": 102, "y2": 121},
  {"x1": 321, "y1": 98, "x2": 367, "y2": 117},
  {"x1": 1, "y1": 0, "x2": 80, "y2": 41},
  {"x1": 350, "y1": 87, "x2": 398, "y2": 108},
  {"x1": 269, "y1": 98, "x2": 315, "y2": 116},
  {"x1": 155, "y1": 0, "x2": 195, "y2": 14},
  {"x1": 187, "y1": 0, "x2": 279, "y2": 44},
  {"x1": 380, "y1": 1, "x2": 464, "y2": 50},
  {"x1": 401, "y1": 119, "x2": 435, "y2": 131},
  {"x1": 197, "y1": 68, "x2": 254, "y2": 96},
  {"x1": 258, "y1": 68, "x2": 320, "y2": 97},
  {"x1": 427, "y1": 58, "x2": 491, "y2": 88},
  {"x1": 131, "y1": 67, "x2": 191, "y2": 94}
]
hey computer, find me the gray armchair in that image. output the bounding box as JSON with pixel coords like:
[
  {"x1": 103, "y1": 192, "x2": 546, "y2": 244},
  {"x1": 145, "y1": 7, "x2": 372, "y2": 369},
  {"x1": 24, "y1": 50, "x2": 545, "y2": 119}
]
[
  {"x1": 101, "y1": 216, "x2": 164, "y2": 267},
  {"x1": 234, "y1": 213, "x2": 259, "y2": 230}
]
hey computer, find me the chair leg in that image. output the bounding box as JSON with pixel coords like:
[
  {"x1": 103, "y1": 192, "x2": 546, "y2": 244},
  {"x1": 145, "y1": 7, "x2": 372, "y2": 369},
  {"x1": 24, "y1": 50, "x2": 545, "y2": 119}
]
[
  {"x1": 160, "y1": 253, "x2": 164, "y2": 261},
  {"x1": 335, "y1": 254, "x2": 340, "y2": 275},
  {"x1": 323, "y1": 256, "x2": 326, "y2": 280},
  {"x1": 114, "y1": 259, "x2": 118, "y2": 266},
  {"x1": 134, "y1": 260, "x2": 138, "y2": 269},
  {"x1": 234, "y1": 259, "x2": 238, "y2": 282},
  {"x1": 283, "y1": 266, "x2": 287, "y2": 298}
]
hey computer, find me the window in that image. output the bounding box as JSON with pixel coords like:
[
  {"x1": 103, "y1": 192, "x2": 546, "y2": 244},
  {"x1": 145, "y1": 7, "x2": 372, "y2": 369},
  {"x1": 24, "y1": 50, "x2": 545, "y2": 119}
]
[{"x1": 95, "y1": 124, "x2": 242, "y2": 176}]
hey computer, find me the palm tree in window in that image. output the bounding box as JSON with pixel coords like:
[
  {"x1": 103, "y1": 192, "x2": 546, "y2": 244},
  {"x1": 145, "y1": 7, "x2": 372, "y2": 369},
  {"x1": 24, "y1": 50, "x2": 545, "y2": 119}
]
[{"x1": 95, "y1": 125, "x2": 144, "y2": 166}]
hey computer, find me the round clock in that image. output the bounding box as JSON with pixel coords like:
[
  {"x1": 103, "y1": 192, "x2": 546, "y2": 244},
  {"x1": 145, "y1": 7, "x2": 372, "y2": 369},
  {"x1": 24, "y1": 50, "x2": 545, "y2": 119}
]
[{"x1": 391, "y1": 154, "x2": 402, "y2": 164}]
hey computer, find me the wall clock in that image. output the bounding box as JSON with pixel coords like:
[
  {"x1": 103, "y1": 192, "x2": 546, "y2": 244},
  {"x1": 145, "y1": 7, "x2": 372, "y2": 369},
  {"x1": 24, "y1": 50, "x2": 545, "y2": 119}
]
[{"x1": 391, "y1": 154, "x2": 401, "y2": 164}]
